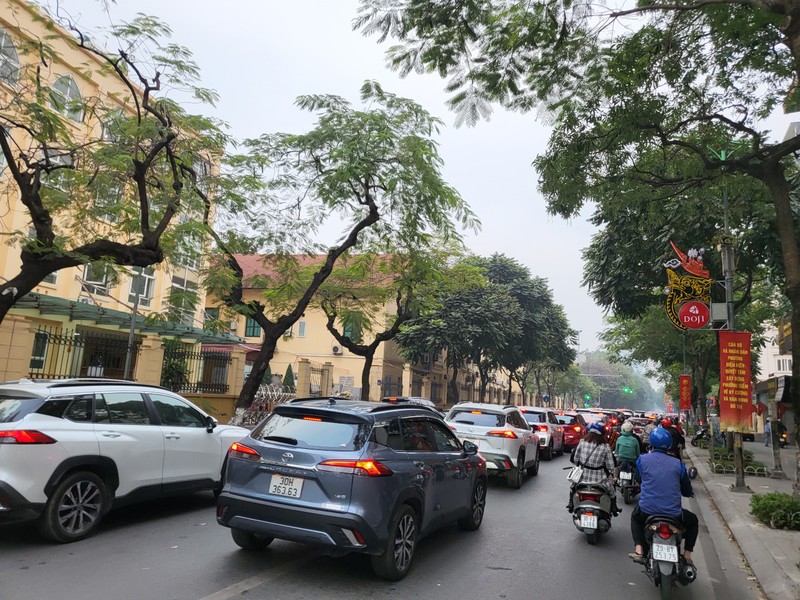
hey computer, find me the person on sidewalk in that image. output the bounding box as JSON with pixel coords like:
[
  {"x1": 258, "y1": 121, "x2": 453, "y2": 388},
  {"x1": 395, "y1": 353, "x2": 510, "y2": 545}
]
[
  {"x1": 765, "y1": 420, "x2": 771, "y2": 446},
  {"x1": 615, "y1": 420, "x2": 641, "y2": 472},
  {"x1": 628, "y1": 428, "x2": 698, "y2": 566}
]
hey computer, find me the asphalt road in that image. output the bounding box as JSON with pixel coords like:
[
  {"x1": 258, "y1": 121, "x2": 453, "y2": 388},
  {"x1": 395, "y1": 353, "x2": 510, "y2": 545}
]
[{"x1": 0, "y1": 452, "x2": 764, "y2": 600}]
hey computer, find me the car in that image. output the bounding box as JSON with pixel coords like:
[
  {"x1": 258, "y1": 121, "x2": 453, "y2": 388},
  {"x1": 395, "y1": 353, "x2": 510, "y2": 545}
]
[
  {"x1": 0, "y1": 378, "x2": 249, "y2": 543},
  {"x1": 518, "y1": 406, "x2": 565, "y2": 460},
  {"x1": 381, "y1": 395, "x2": 445, "y2": 416},
  {"x1": 445, "y1": 402, "x2": 540, "y2": 487},
  {"x1": 554, "y1": 411, "x2": 587, "y2": 452},
  {"x1": 216, "y1": 398, "x2": 487, "y2": 581}
]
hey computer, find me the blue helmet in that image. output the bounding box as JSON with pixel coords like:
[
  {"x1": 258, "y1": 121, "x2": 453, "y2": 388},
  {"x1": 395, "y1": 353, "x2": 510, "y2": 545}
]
[
  {"x1": 587, "y1": 422, "x2": 604, "y2": 436},
  {"x1": 650, "y1": 427, "x2": 672, "y2": 450}
]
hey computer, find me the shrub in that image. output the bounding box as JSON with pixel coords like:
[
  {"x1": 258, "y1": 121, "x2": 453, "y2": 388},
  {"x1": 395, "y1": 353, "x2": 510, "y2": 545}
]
[{"x1": 750, "y1": 492, "x2": 800, "y2": 530}]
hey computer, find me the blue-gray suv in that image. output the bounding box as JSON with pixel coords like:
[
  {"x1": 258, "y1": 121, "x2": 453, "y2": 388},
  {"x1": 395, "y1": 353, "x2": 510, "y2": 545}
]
[{"x1": 216, "y1": 397, "x2": 488, "y2": 580}]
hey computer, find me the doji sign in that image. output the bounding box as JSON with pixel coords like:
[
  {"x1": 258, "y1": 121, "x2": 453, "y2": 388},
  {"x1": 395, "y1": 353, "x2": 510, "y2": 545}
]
[
  {"x1": 678, "y1": 301, "x2": 710, "y2": 329},
  {"x1": 718, "y1": 331, "x2": 754, "y2": 432},
  {"x1": 679, "y1": 375, "x2": 692, "y2": 410}
]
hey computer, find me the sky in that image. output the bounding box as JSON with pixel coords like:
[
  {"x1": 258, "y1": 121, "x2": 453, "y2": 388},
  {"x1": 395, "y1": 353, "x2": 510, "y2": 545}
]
[{"x1": 39, "y1": 0, "x2": 796, "y2": 353}]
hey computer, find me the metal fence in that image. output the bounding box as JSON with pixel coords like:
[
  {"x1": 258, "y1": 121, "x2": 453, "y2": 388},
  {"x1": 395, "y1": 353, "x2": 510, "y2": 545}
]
[
  {"x1": 430, "y1": 382, "x2": 442, "y2": 403},
  {"x1": 381, "y1": 375, "x2": 403, "y2": 398},
  {"x1": 309, "y1": 366, "x2": 323, "y2": 397},
  {"x1": 161, "y1": 341, "x2": 232, "y2": 394},
  {"x1": 29, "y1": 326, "x2": 139, "y2": 380}
]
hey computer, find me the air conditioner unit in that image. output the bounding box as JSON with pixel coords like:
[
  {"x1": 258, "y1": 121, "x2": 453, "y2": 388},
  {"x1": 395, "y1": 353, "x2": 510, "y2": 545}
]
[{"x1": 332, "y1": 344, "x2": 343, "y2": 355}]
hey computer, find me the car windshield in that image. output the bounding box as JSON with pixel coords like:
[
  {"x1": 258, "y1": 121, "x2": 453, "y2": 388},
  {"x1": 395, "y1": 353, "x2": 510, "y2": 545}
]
[
  {"x1": 0, "y1": 396, "x2": 45, "y2": 423},
  {"x1": 555, "y1": 415, "x2": 579, "y2": 425},
  {"x1": 449, "y1": 410, "x2": 505, "y2": 427},
  {"x1": 522, "y1": 412, "x2": 547, "y2": 423},
  {"x1": 252, "y1": 413, "x2": 369, "y2": 451}
]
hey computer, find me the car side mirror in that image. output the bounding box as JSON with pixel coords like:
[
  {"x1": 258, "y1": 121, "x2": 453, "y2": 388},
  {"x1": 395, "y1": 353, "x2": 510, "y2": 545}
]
[
  {"x1": 205, "y1": 416, "x2": 218, "y2": 433},
  {"x1": 687, "y1": 466, "x2": 698, "y2": 480},
  {"x1": 463, "y1": 440, "x2": 478, "y2": 455}
]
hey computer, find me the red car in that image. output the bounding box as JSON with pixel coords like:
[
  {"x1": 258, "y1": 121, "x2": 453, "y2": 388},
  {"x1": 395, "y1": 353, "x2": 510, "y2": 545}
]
[{"x1": 555, "y1": 411, "x2": 587, "y2": 451}]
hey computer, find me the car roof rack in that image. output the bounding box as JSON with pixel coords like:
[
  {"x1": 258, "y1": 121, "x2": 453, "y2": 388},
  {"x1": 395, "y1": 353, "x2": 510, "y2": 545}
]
[
  {"x1": 46, "y1": 378, "x2": 160, "y2": 389},
  {"x1": 369, "y1": 403, "x2": 442, "y2": 415}
]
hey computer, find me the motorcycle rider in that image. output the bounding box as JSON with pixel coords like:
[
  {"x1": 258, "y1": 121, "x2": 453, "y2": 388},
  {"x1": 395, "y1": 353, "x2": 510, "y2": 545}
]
[
  {"x1": 628, "y1": 428, "x2": 698, "y2": 565},
  {"x1": 567, "y1": 422, "x2": 620, "y2": 516},
  {"x1": 661, "y1": 418, "x2": 685, "y2": 458},
  {"x1": 615, "y1": 420, "x2": 641, "y2": 472}
]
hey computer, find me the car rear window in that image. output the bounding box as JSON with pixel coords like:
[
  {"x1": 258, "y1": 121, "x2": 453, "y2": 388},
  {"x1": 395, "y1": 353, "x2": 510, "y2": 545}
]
[
  {"x1": 0, "y1": 396, "x2": 46, "y2": 423},
  {"x1": 556, "y1": 415, "x2": 579, "y2": 425},
  {"x1": 252, "y1": 412, "x2": 369, "y2": 451},
  {"x1": 522, "y1": 412, "x2": 547, "y2": 423},
  {"x1": 448, "y1": 410, "x2": 505, "y2": 427}
]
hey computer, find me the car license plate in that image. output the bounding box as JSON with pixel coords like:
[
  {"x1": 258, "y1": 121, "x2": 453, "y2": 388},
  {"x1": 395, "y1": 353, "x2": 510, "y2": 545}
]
[
  {"x1": 619, "y1": 471, "x2": 632, "y2": 480},
  {"x1": 269, "y1": 474, "x2": 304, "y2": 498},
  {"x1": 652, "y1": 543, "x2": 678, "y2": 562},
  {"x1": 580, "y1": 514, "x2": 597, "y2": 529}
]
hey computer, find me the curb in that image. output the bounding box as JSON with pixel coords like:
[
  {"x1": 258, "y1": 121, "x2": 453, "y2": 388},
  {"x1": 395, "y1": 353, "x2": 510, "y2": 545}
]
[{"x1": 685, "y1": 444, "x2": 799, "y2": 600}]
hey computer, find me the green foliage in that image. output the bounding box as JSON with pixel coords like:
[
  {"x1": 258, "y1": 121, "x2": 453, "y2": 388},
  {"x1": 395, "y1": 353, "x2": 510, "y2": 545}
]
[
  {"x1": 283, "y1": 365, "x2": 295, "y2": 392},
  {"x1": 750, "y1": 493, "x2": 800, "y2": 530}
]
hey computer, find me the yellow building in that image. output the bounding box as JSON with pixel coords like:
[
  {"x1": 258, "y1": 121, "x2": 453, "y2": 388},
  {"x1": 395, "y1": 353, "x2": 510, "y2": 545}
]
[{"x1": 0, "y1": 0, "x2": 243, "y2": 419}]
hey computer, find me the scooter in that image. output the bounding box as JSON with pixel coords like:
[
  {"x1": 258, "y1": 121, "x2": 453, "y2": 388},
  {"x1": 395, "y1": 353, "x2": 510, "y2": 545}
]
[
  {"x1": 570, "y1": 483, "x2": 614, "y2": 545},
  {"x1": 690, "y1": 425, "x2": 708, "y2": 447},
  {"x1": 618, "y1": 463, "x2": 640, "y2": 505},
  {"x1": 779, "y1": 432, "x2": 788, "y2": 448}
]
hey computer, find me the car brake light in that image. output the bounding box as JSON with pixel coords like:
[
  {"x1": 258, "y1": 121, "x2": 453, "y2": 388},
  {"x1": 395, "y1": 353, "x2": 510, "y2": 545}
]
[
  {"x1": 470, "y1": 411, "x2": 483, "y2": 414},
  {"x1": 537, "y1": 425, "x2": 548, "y2": 433},
  {"x1": 487, "y1": 430, "x2": 518, "y2": 439},
  {"x1": 656, "y1": 523, "x2": 673, "y2": 539},
  {"x1": 303, "y1": 416, "x2": 322, "y2": 422},
  {"x1": 229, "y1": 442, "x2": 260, "y2": 460},
  {"x1": 573, "y1": 426, "x2": 582, "y2": 432},
  {"x1": 0, "y1": 430, "x2": 57, "y2": 444},
  {"x1": 577, "y1": 492, "x2": 601, "y2": 502},
  {"x1": 610, "y1": 418, "x2": 618, "y2": 425},
  {"x1": 318, "y1": 459, "x2": 393, "y2": 477}
]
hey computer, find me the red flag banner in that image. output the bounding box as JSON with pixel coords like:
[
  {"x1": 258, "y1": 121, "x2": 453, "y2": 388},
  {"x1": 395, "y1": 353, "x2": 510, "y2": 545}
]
[
  {"x1": 718, "y1": 331, "x2": 754, "y2": 432},
  {"x1": 679, "y1": 376, "x2": 692, "y2": 410}
]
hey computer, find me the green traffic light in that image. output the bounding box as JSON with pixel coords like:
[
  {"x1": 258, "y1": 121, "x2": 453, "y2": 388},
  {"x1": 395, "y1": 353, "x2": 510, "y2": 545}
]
[{"x1": 584, "y1": 394, "x2": 591, "y2": 400}]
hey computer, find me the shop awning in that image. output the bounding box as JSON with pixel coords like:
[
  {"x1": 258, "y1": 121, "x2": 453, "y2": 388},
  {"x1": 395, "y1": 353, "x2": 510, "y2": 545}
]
[{"x1": 14, "y1": 292, "x2": 243, "y2": 344}]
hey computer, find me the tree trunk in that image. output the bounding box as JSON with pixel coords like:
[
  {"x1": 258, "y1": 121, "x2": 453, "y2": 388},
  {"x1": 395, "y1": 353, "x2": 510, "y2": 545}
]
[
  {"x1": 229, "y1": 334, "x2": 279, "y2": 425},
  {"x1": 448, "y1": 366, "x2": 459, "y2": 404},
  {"x1": 361, "y1": 350, "x2": 375, "y2": 401}
]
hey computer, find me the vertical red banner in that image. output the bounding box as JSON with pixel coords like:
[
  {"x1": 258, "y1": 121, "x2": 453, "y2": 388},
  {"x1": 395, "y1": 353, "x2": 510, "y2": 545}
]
[
  {"x1": 718, "y1": 331, "x2": 754, "y2": 431},
  {"x1": 679, "y1": 376, "x2": 692, "y2": 410}
]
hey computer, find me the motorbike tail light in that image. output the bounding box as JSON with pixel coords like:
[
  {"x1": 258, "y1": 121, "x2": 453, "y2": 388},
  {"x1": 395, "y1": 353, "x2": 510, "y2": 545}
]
[
  {"x1": 577, "y1": 492, "x2": 601, "y2": 502},
  {"x1": 610, "y1": 418, "x2": 618, "y2": 425},
  {"x1": 318, "y1": 459, "x2": 393, "y2": 477},
  {"x1": 229, "y1": 442, "x2": 260, "y2": 460},
  {"x1": 656, "y1": 523, "x2": 673, "y2": 539},
  {"x1": 487, "y1": 430, "x2": 518, "y2": 439},
  {"x1": 0, "y1": 430, "x2": 57, "y2": 444}
]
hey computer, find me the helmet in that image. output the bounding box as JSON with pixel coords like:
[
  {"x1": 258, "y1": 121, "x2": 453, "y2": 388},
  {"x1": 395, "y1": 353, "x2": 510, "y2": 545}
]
[
  {"x1": 587, "y1": 422, "x2": 605, "y2": 436},
  {"x1": 661, "y1": 418, "x2": 673, "y2": 428},
  {"x1": 650, "y1": 427, "x2": 672, "y2": 450},
  {"x1": 621, "y1": 421, "x2": 634, "y2": 432}
]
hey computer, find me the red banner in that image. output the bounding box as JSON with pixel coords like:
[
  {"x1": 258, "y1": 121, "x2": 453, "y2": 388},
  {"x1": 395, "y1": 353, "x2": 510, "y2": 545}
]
[
  {"x1": 718, "y1": 331, "x2": 754, "y2": 432},
  {"x1": 679, "y1": 376, "x2": 692, "y2": 410}
]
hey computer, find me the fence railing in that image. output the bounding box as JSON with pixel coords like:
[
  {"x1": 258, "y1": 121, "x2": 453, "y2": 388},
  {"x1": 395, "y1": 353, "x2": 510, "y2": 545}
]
[
  {"x1": 29, "y1": 327, "x2": 139, "y2": 380},
  {"x1": 161, "y1": 342, "x2": 232, "y2": 394}
]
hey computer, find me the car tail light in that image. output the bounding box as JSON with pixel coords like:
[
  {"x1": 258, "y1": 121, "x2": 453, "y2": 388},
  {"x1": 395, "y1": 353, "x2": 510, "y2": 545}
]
[
  {"x1": 228, "y1": 442, "x2": 260, "y2": 460},
  {"x1": 610, "y1": 418, "x2": 618, "y2": 425},
  {"x1": 656, "y1": 523, "x2": 673, "y2": 539},
  {"x1": 487, "y1": 430, "x2": 518, "y2": 439},
  {"x1": 573, "y1": 426, "x2": 582, "y2": 432},
  {"x1": 577, "y1": 492, "x2": 602, "y2": 502},
  {"x1": 318, "y1": 459, "x2": 393, "y2": 477},
  {"x1": 0, "y1": 430, "x2": 57, "y2": 444},
  {"x1": 537, "y1": 425, "x2": 548, "y2": 433}
]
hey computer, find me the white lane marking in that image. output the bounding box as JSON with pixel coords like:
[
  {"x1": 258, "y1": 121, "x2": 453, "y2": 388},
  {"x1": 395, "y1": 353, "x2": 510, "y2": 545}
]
[{"x1": 196, "y1": 557, "x2": 312, "y2": 600}]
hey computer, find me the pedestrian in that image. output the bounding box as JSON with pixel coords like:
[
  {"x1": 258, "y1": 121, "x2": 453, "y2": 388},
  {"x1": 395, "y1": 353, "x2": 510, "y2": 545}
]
[{"x1": 765, "y1": 420, "x2": 771, "y2": 446}]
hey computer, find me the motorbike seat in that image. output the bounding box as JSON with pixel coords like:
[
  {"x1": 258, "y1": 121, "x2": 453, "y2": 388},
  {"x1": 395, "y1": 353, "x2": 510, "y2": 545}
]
[{"x1": 644, "y1": 514, "x2": 685, "y2": 531}]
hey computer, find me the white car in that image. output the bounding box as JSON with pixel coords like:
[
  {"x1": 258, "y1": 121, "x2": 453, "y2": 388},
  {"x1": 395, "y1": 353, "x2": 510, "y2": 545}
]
[
  {"x1": 519, "y1": 407, "x2": 565, "y2": 460},
  {"x1": 0, "y1": 378, "x2": 249, "y2": 542},
  {"x1": 445, "y1": 402, "x2": 540, "y2": 488}
]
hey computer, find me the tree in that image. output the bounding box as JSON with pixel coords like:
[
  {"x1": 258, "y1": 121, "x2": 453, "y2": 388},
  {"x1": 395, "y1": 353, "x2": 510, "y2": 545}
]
[
  {"x1": 356, "y1": 0, "x2": 800, "y2": 496},
  {"x1": 283, "y1": 365, "x2": 295, "y2": 393},
  {"x1": 207, "y1": 81, "x2": 477, "y2": 422},
  {"x1": 0, "y1": 11, "x2": 225, "y2": 323}
]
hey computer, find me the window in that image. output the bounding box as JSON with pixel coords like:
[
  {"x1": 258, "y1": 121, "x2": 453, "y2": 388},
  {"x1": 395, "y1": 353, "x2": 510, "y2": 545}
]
[
  {"x1": 297, "y1": 320, "x2": 306, "y2": 337},
  {"x1": 430, "y1": 420, "x2": 462, "y2": 452},
  {"x1": 63, "y1": 395, "x2": 95, "y2": 423},
  {"x1": 129, "y1": 267, "x2": 155, "y2": 307},
  {"x1": 83, "y1": 262, "x2": 111, "y2": 296},
  {"x1": 29, "y1": 332, "x2": 48, "y2": 369},
  {"x1": 205, "y1": 307, "x2": 219, "y2": 325},
  {"x1": 42, "y1": 272, "x2": 57, "y2": 285},
  {"x1": 400, "y1": 419, "x2": 436, "y2": 452},
  {"x1": 193, "y1": 157, "x2": 211, "y2": 195},
  {"x1": 168, "y1": 275, "x2": 198, "y2": 326},
  {"x1": 50, "y1": 75, "x2": 83, "y2": 122},
  {"x1": 0, "y1": 29, "x2": 19, "y2": 86},
  {"x1": 343, "y1": 314, "x2": 362, "y2": 343},
  {"x1": 245, "y1": 316, "x2": 260, "y2": 337},
  {"x1": 777, "y1": 358, "x2": 792, "y2": 372},
  {"x1": 103, "y1": 392, "x2": 151, "y2": 425},
  {"x1": 174, "y1": 232, "x2": 202, "y2": 271},
  {"x1": 149, "y1": 393, "x2": 205, "y2": 428}
]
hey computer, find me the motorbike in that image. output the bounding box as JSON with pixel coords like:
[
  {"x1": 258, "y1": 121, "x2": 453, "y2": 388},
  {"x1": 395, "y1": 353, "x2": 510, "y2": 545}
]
[
  {"x1": 779, "y1": 431, "x2": 788, "y2": 448},
  {"x1": 618, "y1": 463, "x2": 640, "y2": 505},
  {"x1": 690, "y1": 425, "x2": 708, "y2": 447},
  {"x1": 570, "y1": 483, "x2": 614, "y2": 545},
  {"x1": 640, "y1": 467, "x2": 699, "y2": 600}
]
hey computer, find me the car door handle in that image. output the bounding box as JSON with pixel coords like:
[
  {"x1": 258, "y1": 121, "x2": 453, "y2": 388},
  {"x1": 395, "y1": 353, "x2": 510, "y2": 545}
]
[
  {"x1": 413, "y1": 461, "x2": 425, "y2": 468},
  {"x1": 165, "y1": 433, "x2": 181, "y2": 440},
  {"x1": 99, "y1": 432, "x2": 121, "y2": 438}
]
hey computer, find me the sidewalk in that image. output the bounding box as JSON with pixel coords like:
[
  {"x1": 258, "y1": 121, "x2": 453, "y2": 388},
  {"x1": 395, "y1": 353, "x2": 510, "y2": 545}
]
[{"x1": 684, "y1": 440, "x2": 800, "y2": 600}]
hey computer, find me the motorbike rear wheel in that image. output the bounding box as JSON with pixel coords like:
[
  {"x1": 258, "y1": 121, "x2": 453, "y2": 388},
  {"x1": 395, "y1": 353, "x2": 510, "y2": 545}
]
[
  {"x1": 659, "y1": 572, "x2": 674, "y2": 600},
  {"x1": 623, "y1": 488, "x2": 634, "y2": 504},
  {"x1": 586, "y1": 531, "x2": 598, "y2": 545}
]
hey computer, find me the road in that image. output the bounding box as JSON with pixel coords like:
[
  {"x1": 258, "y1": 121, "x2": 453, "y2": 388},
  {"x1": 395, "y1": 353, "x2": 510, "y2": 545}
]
[{"x1": 0, "y1": 452, "x2": 764, "y2": 600}]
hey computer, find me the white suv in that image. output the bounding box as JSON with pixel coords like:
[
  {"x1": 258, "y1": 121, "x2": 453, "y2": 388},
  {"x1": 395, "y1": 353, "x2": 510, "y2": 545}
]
[
  {"x1": 519, "y1": 407, "x2": 565, "y2": 460},
  {"x1": 0, "y1": 378, "x2": 248, "y2": 542},
  {"x1": 445, "y1": 402, "x2": 540, "y2": 488}
]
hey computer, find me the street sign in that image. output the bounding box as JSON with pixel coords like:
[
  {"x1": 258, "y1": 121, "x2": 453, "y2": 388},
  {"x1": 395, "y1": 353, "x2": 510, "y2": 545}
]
[
  {"x1": 678, "y1": 301, "x2": 710, "y2": 329},
  {"x1": 543, "y1": 395, "x2": 550, "y2": 403}
]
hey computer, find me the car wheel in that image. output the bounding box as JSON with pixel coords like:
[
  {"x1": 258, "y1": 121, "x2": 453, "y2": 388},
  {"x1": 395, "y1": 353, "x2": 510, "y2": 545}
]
[
  {"x1": 39, "y1": 471, "x2": 108, "y2": 543},
  {"x1": 527, "y1": 450, "x2": 540, "y2": 476},
  {"x1": 507, "y1": 453, "x2": 525, "y2": 489},
  {"x1": 544, "y1": 442, "x2": 553, "y2": 461},
  {"x1": 371, "y1": 504, "x2": 417, "y2": 581},
  {"x1": 458, "y1": 479, "x2": 486, "y2": 531},
  {"x1": 231, "y1": 527, "x2": 274, "y2": 551},
  {"x1": 557, "y1": 439, "x2": 565, "y2": 456}
]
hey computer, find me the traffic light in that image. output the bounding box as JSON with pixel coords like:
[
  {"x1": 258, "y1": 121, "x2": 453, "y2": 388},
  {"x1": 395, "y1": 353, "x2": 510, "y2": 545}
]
[
  {"x1": 584, "y1": 394, "x2": 592, "y2": 400},
  {"x1": 622, "y1": 387, "x2": 633, "y2": 394}
]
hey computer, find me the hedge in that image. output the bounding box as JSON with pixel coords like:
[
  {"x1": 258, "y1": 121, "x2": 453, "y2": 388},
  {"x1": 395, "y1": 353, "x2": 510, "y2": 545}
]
[{"x1": 750, "y1": 492, "x2": 800, "y2": 531}]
